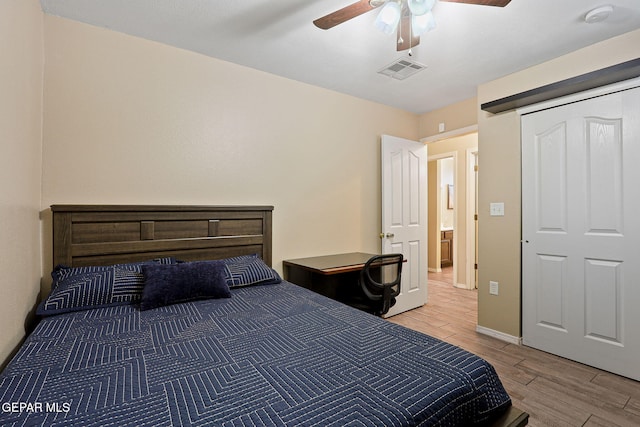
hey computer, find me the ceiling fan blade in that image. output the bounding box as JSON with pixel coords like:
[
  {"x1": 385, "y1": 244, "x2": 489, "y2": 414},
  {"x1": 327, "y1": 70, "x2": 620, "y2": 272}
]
[
  {"x1": 440, "y1": 0, "x2": 512, "y2": 6},
  {"x1": 397, "y1": 14, "x2": 420, "y2": 51},
  {"x1": 313, "y1": 0, "x2": 382, "y2": 30}
]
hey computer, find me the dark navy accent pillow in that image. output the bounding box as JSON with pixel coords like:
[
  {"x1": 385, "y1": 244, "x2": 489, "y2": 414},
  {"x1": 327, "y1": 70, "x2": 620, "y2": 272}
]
[
  {"x1": 222, "y1": 254, "x2": 281, "y2": 288},
  {"x1": 37, "y1": 258, "x2": 177, "y2": 316},
  {"x1": 140, "y1": 261, "x2": 231, "y2": 311}
]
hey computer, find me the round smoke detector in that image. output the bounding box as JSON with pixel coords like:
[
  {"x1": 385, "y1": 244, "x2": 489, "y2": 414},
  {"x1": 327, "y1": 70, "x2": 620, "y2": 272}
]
[{"x1": 584, "y1": 5, "x2": 614, "y2": 23}]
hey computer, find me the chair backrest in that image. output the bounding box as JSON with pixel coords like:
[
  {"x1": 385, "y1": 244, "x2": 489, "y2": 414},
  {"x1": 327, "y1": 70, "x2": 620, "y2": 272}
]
[{"x1": 359, "y1": 254, "x2": 403, "y2": 315}]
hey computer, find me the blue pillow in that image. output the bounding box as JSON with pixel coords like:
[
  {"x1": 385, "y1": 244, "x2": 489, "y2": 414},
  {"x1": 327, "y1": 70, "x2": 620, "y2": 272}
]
[
  {"x1": 222, "y1": 254, "x2": 281, "y2": 288},
  {"x1": 37, "y1": 258, "x2": 177, "y2": 316},
  {"x1": 140, "y1": 261, "x2": 231, "y2": 310}
]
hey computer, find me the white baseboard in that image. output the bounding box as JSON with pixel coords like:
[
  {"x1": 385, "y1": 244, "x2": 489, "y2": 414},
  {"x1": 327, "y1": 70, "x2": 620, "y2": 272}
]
[
  {"x1": 476, "y1": 325, "x2": 522, "y2": 345},
  {"x1": 428, "y1": 267, "x2": 442, "y2": 273}
]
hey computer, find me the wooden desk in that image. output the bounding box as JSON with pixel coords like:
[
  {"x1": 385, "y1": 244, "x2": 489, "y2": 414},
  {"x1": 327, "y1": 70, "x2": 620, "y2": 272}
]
[{"x1": 283, "y1": 252, "x2": 377, "y2": 302}]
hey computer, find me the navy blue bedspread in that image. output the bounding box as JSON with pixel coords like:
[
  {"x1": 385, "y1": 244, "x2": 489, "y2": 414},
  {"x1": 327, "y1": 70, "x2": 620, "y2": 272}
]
[{"x1": 0, "y1": 282, "x2": 511, "y2": 426}]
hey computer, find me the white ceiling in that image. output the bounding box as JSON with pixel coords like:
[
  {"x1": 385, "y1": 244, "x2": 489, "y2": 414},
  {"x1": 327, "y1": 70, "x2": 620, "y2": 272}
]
[{"x1": 40, "y1": 0, "x2": 640, "y2": 114}]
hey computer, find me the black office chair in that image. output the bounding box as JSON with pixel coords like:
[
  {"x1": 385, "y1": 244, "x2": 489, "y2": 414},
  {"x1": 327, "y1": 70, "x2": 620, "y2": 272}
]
[{"x1": 352, "y1": 254, "x2": 403, "y2": 316}]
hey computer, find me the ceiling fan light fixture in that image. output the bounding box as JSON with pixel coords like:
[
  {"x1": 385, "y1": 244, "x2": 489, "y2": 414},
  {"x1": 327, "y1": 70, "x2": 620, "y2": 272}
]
[
  {"x1": 412, "y1": 11, "x2": 436, "y2": 36},
  {"x1": 408, "y1": 0, "x2": 436, "y2": 16},
  {"x1": 374, "y1": 1, "x2": 402, "y2": 35}
]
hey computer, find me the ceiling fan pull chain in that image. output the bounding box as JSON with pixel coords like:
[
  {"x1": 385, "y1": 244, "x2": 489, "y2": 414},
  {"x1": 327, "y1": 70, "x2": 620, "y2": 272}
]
[
  {"x1": 398, "y1": 8, "x2": 404, "y2": 45},
  {"x1": 408, "y1": 11, "x2": 413, "y2": 56}
]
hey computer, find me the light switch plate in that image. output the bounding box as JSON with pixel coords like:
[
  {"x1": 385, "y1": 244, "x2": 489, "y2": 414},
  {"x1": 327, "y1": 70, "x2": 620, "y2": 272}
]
[
  {"x1": 490, "y1": 202, "x2": 505, "y2": 216},
  {"x1": 489, "y1": 281, "x2": 499, "y2": 295}
]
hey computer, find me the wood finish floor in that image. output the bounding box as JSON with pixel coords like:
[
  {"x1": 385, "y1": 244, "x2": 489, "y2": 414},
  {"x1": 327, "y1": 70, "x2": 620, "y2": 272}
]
[{"x1": 388, "y1": 267, "x2": 640, "y2": 427}]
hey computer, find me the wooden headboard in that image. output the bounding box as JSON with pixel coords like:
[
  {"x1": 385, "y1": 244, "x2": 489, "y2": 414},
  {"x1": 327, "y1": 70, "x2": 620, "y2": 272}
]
[{"x1": 51, "y1": 205, "x2": 273, "y2": 267}]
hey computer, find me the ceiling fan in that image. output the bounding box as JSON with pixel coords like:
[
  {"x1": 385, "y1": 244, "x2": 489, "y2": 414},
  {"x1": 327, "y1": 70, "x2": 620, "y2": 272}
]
[{"x1": 313, "y1": 0, "x2": 512, "y2": 52}]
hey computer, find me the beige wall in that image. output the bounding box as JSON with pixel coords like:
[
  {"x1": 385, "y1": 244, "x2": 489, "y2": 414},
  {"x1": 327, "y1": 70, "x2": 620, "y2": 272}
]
[
  {"x1": 477, "y1": 29, "x2": 640, "y2": 338},
  {"x1": 427, "y1": 161, "x2": 439, "y2": 270},
  {"x1": 0, "y1": 0, "x2": 43, "y2": 365},
  {"x1": 419, "y1": 97, "x2": 477, "y2": 138},
  {"x1": 40, "y1": 16, "x2": 419, "y2": 283}
]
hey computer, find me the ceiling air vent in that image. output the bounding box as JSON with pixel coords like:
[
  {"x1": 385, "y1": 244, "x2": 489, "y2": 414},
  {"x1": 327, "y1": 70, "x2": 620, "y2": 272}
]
[{"x1": 378, "y1": 58, "x2": 426, "y2": 80}]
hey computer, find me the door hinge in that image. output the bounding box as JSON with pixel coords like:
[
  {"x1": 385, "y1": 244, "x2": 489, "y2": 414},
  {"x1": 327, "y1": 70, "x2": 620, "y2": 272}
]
[
  {"x1": 474, "y1": 165, "x2": 478, "y2": 172},
  {"x1": 474, "y1": 214, "x2": 478, "y2": 220},
  {"x1": 474, "y1": 263, "x2": 478, "y2": 270}
]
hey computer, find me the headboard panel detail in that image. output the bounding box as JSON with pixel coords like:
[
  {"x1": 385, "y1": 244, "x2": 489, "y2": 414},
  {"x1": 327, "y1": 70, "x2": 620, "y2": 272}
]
[{"x1": 51, "y1": 205, "x2": 273, "y2": 267}]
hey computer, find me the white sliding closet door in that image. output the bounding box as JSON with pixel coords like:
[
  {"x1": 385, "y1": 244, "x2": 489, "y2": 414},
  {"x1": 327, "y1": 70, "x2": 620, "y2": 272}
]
[{"x1": 522, "y1": 85, "x2": 640, "y2": 380}]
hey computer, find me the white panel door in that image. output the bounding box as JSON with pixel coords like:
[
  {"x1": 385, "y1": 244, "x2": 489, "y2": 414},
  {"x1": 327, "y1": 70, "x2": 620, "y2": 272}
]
[
  {"x1": 522, "y1": 87, "x2": 640, "y2": 380},
  {"x1": 381, "y1": 135, "x2": 428, "y2": 317}
]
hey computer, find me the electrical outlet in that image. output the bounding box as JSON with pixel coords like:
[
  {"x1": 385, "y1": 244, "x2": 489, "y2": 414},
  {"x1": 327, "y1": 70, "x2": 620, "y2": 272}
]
[
  {"x1": 489, "y1": 281, "x2": 499, "y2": 295},
  {"x1": 438, "y1": 122, "x2": 445, "y2": 132}
]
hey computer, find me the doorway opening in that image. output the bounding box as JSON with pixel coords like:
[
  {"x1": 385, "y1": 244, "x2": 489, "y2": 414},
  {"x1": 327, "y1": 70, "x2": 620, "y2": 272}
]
[{"x1": 425, "y1": 132, "x2": 478, "y2": 291}]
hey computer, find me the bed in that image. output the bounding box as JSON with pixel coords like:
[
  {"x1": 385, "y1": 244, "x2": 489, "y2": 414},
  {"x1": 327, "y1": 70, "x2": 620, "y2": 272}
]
[{"x1": 0, "y1": 205, "x2": 527, "y2": 426}]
